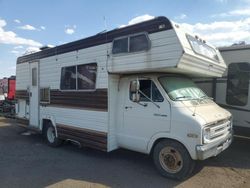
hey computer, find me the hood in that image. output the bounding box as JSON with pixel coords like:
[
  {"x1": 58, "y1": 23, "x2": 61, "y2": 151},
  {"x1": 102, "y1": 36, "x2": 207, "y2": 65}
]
[{"x1": 182, "y1": 100, "x2": 231, "y2": 125}]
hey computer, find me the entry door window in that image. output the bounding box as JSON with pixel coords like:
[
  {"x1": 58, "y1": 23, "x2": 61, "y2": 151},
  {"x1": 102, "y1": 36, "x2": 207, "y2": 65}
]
[
  {"x1": 32, "y1": 68, "x2": 37, "y2": 86},
  {"x1": 226, "y1": 62, "x2": 250, "y2": 106}
]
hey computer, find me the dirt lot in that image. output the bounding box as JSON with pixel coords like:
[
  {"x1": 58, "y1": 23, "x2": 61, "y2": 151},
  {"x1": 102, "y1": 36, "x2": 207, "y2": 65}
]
[{"x1": 0, "y1": 117, "x2": 250, "y2": 188}]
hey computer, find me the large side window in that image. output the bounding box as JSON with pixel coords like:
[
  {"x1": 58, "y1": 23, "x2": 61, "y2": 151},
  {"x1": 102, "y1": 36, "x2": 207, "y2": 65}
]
[
  {"x1": 130, "y1": 80, "x2": 164, "y2": 102},
  {"x1": 112, "y1": 37, "x2": 128, "y2": 54},
  {"x1": 226, "y1": 62, "x2": 250, "y2": 106},
  {"x1": 60, "y1": 63, "x2": 97, "y2": 91},
  {"x1": 129, "y1": 34, "x2": 149, "y2": 52},
  {"x1": 77, "y1": 63, "x2": 97, "y2": 90},
  {"x1": 112, "y1": 33, "x2": 150, "y2": 54},
  {"x1": 60, "y1": 66, "x2": 76, "y2": 90}
]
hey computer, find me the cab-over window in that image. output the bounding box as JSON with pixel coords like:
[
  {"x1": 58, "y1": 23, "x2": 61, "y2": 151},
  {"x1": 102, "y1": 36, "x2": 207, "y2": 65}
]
[{"x1": 112, "y1": 33, "x2": 150, "y2": 54}]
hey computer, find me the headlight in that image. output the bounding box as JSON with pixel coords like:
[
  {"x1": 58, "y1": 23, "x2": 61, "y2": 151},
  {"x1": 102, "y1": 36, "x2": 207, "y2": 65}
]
[{"x1": 203, "y1": 127, "x2": 211, "y2": 144}]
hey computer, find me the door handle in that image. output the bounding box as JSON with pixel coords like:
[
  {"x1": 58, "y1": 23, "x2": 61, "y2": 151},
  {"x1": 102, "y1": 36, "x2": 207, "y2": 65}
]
[{"x1": 125, "y1": 106, "x2": 133, "y2": 109}]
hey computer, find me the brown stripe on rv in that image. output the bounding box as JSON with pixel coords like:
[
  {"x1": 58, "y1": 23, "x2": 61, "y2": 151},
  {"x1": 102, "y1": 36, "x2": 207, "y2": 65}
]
[
  {"x1": 15, "y1": 90, "x2": 29, "y2": 101},
  {"x1": 56, "y1": 124, "x2": 107, "y2": 151},
  {"x1": 49, "y1": 89, "x2": 108, "y2": 111}
]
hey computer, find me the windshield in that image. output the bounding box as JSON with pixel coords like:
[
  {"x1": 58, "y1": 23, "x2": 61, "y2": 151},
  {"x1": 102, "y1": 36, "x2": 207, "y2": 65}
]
[{"x1": 158, "y1": 76, "x2": 207, "y2": 101}]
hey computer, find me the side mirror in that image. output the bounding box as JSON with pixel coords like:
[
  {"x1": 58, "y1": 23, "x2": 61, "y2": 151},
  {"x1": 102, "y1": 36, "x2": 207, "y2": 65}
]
[
  {"x1": 130, "y1": 80, "x2": 140, "y2": 93},
  {"x1": 131, "y1": 93, "x2": 140, "y2": 102}
]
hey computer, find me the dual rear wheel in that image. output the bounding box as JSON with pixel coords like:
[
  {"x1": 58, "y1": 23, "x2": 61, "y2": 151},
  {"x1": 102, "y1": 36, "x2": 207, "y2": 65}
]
[{"x1": 44, "y1": 123, "x2": 62, "y2": 147}]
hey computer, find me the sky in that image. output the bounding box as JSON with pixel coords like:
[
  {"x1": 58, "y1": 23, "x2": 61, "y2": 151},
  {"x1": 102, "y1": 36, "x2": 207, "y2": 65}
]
[{"x1": 1, "y1": 0, "x2": 250, "y2": 78}]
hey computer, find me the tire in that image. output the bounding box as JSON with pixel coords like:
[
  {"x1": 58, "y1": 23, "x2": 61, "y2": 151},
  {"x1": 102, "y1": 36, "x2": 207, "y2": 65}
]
[
  {"x1": 153, "y1": 139, "x2": 195, "y2": 180},
  {"x1": 44, "y1": 123, "x2": 62, "y2": 147}
]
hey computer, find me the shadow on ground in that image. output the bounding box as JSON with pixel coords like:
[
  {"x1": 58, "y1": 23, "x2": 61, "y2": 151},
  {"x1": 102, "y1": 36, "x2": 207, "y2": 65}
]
[{"x1": 0, "y1": 117, "x2": 249, "y2": 188}]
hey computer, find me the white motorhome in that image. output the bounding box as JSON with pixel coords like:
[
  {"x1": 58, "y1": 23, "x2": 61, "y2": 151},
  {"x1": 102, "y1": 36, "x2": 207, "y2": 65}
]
[
  {"x1": 196, "y1": 44, "x2": 250, "y2": 137},
  {"x1": 15, "y1": 16, "x2": 232, "y2": 179}
]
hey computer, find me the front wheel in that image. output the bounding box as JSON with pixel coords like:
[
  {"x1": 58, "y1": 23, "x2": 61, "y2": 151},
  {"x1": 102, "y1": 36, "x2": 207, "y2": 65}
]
[
  {"x1": 44, "y1": 123, "x2": 62, "y2": 147},
  {"x1": 153, "y1": 139, "x2": 195, "y2": 180}
]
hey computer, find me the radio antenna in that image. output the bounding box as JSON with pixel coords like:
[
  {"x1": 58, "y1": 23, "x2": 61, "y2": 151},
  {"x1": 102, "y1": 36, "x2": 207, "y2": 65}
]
[{"x1": 104, "y1": 16, "x2": 111, "y2": 74}]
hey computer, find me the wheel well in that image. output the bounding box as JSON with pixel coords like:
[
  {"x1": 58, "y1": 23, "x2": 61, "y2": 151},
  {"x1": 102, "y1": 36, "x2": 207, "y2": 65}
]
[
  {"x1": 42, "y1": 119, "x2": 52, "y2": 135},
  {"x1": 150, "y1": 137, "x2": 187, "y2": 156}
]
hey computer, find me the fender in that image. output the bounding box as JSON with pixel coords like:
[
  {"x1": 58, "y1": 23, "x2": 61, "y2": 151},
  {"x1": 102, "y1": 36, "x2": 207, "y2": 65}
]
[
  {"x1": 147, "y1": 132, "x2": 195, "y2": 159},
  {"x1": 41, "y1": 115, "x2": 58, "y2": 137}
]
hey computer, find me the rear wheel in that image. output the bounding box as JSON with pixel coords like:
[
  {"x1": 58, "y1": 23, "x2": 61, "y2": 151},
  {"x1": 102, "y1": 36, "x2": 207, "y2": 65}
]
[
  {"x1": 44, "y1": 123, "x2": 62, "y2": 147},
  {"x1": 153, "y1": 139, "x2": 195, "y2": 180}
]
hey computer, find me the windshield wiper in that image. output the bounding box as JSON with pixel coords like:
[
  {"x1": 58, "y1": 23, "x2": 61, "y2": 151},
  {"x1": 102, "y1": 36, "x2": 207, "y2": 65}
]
[{"x1": 175, "y1": 96, "x2": 192, "y2": 100}]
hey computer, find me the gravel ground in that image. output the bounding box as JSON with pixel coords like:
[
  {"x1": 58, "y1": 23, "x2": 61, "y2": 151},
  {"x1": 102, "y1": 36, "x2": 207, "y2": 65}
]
[{"x1": 0, "y1": 117, "x2": 250, "y2": 188}]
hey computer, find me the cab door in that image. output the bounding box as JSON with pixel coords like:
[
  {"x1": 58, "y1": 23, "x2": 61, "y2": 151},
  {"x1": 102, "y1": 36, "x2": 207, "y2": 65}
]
[{"x1": 118, "y1": 77, "x2": 171, "y2": 153}]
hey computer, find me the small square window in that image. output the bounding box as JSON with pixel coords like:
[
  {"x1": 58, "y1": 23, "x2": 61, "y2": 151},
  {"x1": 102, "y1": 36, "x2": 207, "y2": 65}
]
[{"x1": 40, "y1": 88, "x2": 50, "y2": 103}]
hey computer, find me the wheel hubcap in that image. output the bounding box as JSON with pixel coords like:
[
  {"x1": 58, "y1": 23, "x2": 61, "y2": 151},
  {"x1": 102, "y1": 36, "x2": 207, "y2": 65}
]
[
  {"x1": 47, "y1": 127, "x2": 55, "y2": 143},
  {"x1": 159, "y1": 146, "x2": 183, "y2": 173}
]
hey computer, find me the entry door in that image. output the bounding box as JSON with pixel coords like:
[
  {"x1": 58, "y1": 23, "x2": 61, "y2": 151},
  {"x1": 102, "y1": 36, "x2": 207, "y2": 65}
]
[
  {"x1": 118, "y1": 78, "x2": 171, "y2": 153},
  {"x1": 29, "y1": 62, "x2": 39, "y2": 128}
]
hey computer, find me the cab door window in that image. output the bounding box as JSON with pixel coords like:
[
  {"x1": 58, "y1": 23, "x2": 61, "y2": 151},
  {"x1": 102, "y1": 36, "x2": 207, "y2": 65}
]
[{"x1": 130, "y1": 80, "x2": 164, "y2": 102}]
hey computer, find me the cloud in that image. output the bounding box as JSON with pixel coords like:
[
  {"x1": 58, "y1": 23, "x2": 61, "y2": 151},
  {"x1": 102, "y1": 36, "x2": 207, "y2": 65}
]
[
  {"x1": 11, "y1": 45, "x2": 41, "y2": 56},
  {"x1": 14, "y1": 45, "x2": 24, "y2": 49},
  {"x1": 10, "y1": 50, "x2": 20, "y2": 55},
  {"x1": 175, "y1": 14, "x2": 187, "y2": 20},
  {"x1": 47, "y1": 44, "x2": 55, "y2": 48},
  {"x1": 14, "y1": 19, "x2": 21, "y2": 24},
  {"x1": 119, "y1": 14, "x2": 155, "y2": 28},
  {"x1": 212, "y1": 8, "x2": 250, "y2": 17},
  {"x1": 64, "y1": 25, "x2": 76, "y2": 35},
  {"x1": 65, "y1": 28, "x2": 75, "y2": 35},
  {"x1": 0, "y1": 18, "x2": 42, "y2": 47},
  {"x1": 229, "y1": 8, "x2": 250, "y2": 16},
  {"x1": 8, "y1": 66, "x2": 16, "y2": 71},
  {"x1": 129, "y1": 14, "x2": 155, "y2": 25},
  {"x1": 179, "y1": 17, "x2": 250, "y2": 46},
  {"x1": 215, "y1": 0, "x2": 228, "y2": 3},
  {"x1": 40, "y1": 26, "x2": 46, "y2": 30},
  {"x1": 25, "y1": 46, "x2": 40, "y2": 52},
  {"x1": 19, "y1": 24, "x2": 37, "y2": 30}
]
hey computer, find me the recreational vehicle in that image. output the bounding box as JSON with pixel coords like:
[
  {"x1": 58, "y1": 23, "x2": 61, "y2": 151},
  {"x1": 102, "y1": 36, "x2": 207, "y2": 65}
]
[
  {"x1": 15, "y1": 16, "x2": 232, "y2": 179},
  {"x1": 196, "y1": 44, "x2": 250, "y2": 136}
]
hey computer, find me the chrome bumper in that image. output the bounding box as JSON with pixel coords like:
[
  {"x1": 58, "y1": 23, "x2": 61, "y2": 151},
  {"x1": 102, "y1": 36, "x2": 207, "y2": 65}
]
[{"x1": 196, "y1": 132, "x2": 232, "y2": 160}]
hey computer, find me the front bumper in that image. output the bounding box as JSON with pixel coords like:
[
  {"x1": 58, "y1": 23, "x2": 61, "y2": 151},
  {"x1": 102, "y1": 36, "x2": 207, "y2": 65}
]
[{"x1": 196, "y1": 132, "x2": 232, "y2": 160}]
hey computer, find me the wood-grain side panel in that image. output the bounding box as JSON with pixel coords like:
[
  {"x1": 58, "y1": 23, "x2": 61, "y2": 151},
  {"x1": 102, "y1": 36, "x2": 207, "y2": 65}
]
[{"x1": 57, "y1": 124, "x2": 107, "y2": 151}]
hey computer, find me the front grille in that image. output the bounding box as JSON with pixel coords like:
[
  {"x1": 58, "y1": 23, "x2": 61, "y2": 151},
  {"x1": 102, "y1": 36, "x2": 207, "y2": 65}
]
[{"x1": 206, "y1": 118, "x2": 231, "y2": 141}]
